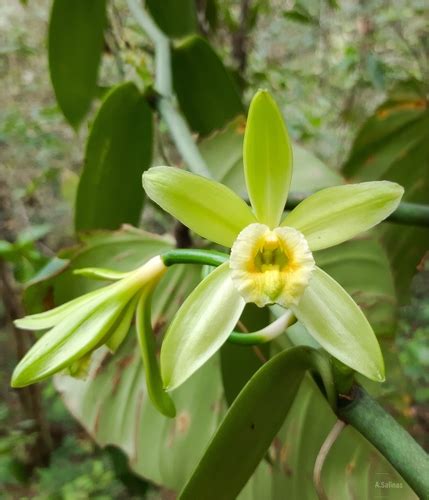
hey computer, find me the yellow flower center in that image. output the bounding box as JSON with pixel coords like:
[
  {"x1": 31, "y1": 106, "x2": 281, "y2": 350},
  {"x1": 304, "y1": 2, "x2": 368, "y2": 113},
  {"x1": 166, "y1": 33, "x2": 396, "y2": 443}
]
[{"x1": 230, "y1": 223, "x2": 315, "y2": 307}]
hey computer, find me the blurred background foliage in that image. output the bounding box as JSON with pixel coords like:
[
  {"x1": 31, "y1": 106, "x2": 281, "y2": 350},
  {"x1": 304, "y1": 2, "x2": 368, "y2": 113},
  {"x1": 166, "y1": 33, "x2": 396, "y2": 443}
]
[{"x1": 0, "y1": 0, "x2": 428, "y2": 498}]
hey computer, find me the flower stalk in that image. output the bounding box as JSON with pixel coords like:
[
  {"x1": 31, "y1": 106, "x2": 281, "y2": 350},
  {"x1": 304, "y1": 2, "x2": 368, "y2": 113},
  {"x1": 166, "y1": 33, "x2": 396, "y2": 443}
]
[{"x1": 228, "y1": 311, "x2": 296, "y2": 345}]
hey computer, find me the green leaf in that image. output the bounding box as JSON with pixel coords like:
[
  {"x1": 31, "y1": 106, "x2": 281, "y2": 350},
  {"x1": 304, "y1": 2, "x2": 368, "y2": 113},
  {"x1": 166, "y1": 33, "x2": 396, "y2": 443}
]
[
  {"x1": 244, "y1": 90, "x2": 293, "y2": 228},
  {"x1": 0, "y1": 240, "x2": 16, "y2": 261},
  {"x1": 48, "y1": 0, "x2": 106, "y2": 127},
  {"x1": 54, "y1": 228, "x2": 173, "y2": 303},
  {"x1": 283, "y1": 181, "x2": 403, "y2": 251},
  {"x1": 220, "y1": 304, "x2": 270, "y2": 405},
  {"x1": 16, "y1": 224, "x2": 51, "y2": 246},
  {"x1": 292, "y1": 143, "x2": 343, "y2": 191},
  {"x1": 291, "y1": 267, "x2": 384, "y2": 381},
  {"x1": 143, "y1": 167, "x2": 256, "y2": 248},
  {"x1": 238, "y1": 377, "x2": 415, "y2": 500},
  {"x1": 22, "y1": 257, "x2": 70, "y2": 314},
  {"x1": 172, "y1": 35, "x2": 243, "y2": 136},
  {"x1": 343, "y1": 85, "x2": 429, "y2": 302},
  {"x1": 180, "y1": 346, "x2": 332, "y2": 500},
  {"x1": 161, "y1": 262, "x2": 245, "y2": 390},
  {"x1": 316, "y1": 237, "x2": 397, "y2": 337},
  {"x1": 75, "y1": 83, "x2": 153, "y2": 232},
  {"x1": 198, "y1": 117, "x2": 343, "y2": 198},
  {"x1": 146, "y1": 0, "x2": 197, "y2": 37},
  {"x1": 56, "y1": 343, "x2": 415, "y2": 498},
  {"x1": 283, "y1": 5, "x2": 317, "y2": 24}
]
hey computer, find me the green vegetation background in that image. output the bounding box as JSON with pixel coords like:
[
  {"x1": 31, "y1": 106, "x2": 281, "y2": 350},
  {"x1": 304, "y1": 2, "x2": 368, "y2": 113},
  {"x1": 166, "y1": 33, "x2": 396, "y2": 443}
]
[{"x1": 0, "y1": 0, "x2": 428, "y2": 498}]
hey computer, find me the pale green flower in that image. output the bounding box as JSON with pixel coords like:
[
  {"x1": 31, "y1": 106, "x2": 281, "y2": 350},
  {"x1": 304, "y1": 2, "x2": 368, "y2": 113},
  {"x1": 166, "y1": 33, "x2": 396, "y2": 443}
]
[
  {"x1": 143, "y1": 90, "x2": 404, "y2": 390},
  {"x1": 11, "y1": 256, "x2": 167, "y2": 387}
]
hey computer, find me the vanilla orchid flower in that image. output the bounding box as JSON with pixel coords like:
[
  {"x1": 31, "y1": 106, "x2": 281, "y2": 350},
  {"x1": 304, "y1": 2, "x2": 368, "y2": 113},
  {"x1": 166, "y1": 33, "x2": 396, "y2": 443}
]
[
  {"x1": 143, "y1": 90, "x2": 404, "y2": 391},
  {"x1": 11, "y1": 256, "x2": 167, "y2": 388}
]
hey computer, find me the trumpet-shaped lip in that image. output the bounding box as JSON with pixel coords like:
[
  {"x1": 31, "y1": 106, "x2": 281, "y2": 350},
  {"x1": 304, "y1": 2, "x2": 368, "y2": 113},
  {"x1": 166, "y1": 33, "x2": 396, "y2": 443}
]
[{"x1": 229, "y1": 223, "x2": 315, "y2": 308}]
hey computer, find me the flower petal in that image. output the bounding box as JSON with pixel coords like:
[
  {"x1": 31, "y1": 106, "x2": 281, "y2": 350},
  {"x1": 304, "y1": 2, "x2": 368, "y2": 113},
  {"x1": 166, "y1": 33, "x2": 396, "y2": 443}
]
[
  {"x1": 105, "y1": 295, "x2": 139, "y2": 352},
  {"x1": 282, "y1": 181, "x2": 404, "y2": 251},
  {"x1": 74, "y1": 267, "x2": 132, "y2": 281},
  {"x1": 291, "y1": 266, "x2": 384, "y2": 381},
  {"x1": 11, "y1": 299, "x2": 127, "y2": 387},
  {"x1": 161, "y1": 262, "x2": 245, "y2": 390},
  {"x1": 244, "y1": 90, "x2": 293, "y2": 228},
  {"x1": 14, "y1": 286, "x2": 110, "y2": 331},
  {"x1": 143, "y1": 167, "x2": 256, "y2": 248}
]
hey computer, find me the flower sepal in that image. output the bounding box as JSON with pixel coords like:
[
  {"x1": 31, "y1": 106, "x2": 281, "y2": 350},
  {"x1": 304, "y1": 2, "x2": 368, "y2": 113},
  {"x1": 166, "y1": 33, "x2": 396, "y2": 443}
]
[{"x1": 11, "y1": 256, "x2": 167, "y2": 388}]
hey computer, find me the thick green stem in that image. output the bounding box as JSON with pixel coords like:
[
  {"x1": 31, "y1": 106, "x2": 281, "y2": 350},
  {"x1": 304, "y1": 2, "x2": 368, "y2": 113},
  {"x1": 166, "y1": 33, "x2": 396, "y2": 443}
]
[
  {"x1": 387, "y1": 201, "x2": 429, "y2": 227},
  {"x1": 229, "y1": 312, "x2": 296, "y2": 345},
  {"x1": 127, "y1": 0, "x2": 211, "y2": 178},
  {"x1": 338, "y1": 386, "x2": 429, "y2": 498},
  {"x1": 286, "y1": 193, "x2": 429, "y2": 228},
  {"x1": 158, "y1": 98, "x2": 211, "y2": 176},
  {"x1": 162, "y1": 248, "x2": 228, "y2": 267}
]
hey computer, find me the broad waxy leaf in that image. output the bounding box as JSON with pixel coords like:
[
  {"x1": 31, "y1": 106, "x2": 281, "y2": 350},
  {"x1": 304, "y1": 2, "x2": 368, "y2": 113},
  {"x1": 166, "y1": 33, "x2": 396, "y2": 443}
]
[
  {"x1": 161, "y1": 262, "x2": 245, "y2": 390},
  {"x1": 292, "y1": 143, "x2": 343, "y2": 191},
  {"x1": 146, "y1": 0, "x2": 197, "y2": 37},
  {"x1": 172, "y1": 35, "x2": 243, "y2": 136},
  {"x1": 180, "y1": 347, "x2": 332, "y2": 500},
  {"x1": 75, "y1": 83, "x2": 153, "y2": 231},
  {"x1": 143, "y1": 167, "x2": 256, "y2": 248},
  {"x1": 48, "y1": 0, "x2": 107, "y2": 127},
  {"x1": 283, "y1": 181, "x2": 403, "y2": 251},
  {"x1": 238, "y1": 376, "x2": 415, "y2": 500},
  {"x1": 53, "y1": 228, "x2": 173, "y2": 304},
  {"x1": 292, "y1": 267, "x2": 385, "y2": 381},
  {"x1": 220, "y1": 304, "x2": 270, "y2": 406},
  {"x1": 55, "y1": 341, "x2": 415, "y2": 499},
  {"x1": 343, "y1": 83, "x2": 429, "y2": 302},
  {"x1": 244, "y1": 90, "x2": 293, "y2": 228}
]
